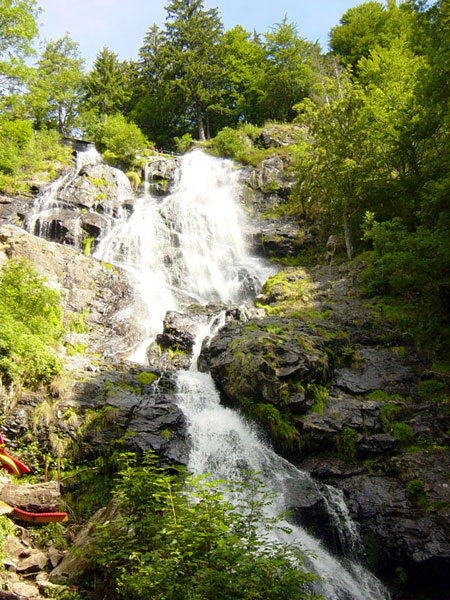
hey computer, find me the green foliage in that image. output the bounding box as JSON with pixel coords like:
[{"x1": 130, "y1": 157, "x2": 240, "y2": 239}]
[
  {"x1": 307, "y1": 384, "x2": 329, "y2": 414},
  {"x1": 126, "y1": 170, "x2": 141, "y2": 192},
  {"x1": 0, "y1": 0, "x2": 39, "y2": 106},
  {"x1": 0, "y1": 126, "x2": 71, "y2": 193},
  {"x1": 69, "y1": 310, "x2": 89, "y2": 333},
  {"x1": 85, "y1": 453, "x2": 319, "y2": 600},
  {"x1": 29, "y1": 521, "x2": 68, "y2": 550},
  {"x1": 136, "y1": 371, "x2": 157, "y2": 386},
  {"x1": 81, "y1": 235, "x2": 95, "y2": 256},
  {"x1": 362, "y1": 215, "x2": 450, "y2": 356},
  {"x1": 0, "y1": 514, "x2": 15, "y2": 565},
  {"x1": 406, "y1": 478, "x2": 427, "y2": 507},
  {"x1": 417, "y1": 379, "x2": 448, "y2": 403},
  {"x1": 30, "y1": 33, "x2": 85, "y2": 135},
  {"x1": 329, "y1": 1, "x2": 411, "y2": 69},
  {"x1": 84, "y1": 46, "x2": 132, "y2": 117},
  {"x1": 209, "y1": 126, "x2": 250, "y2": 160},
  {"x1": 336, "y1": 426, "x2": 358, "y2": 464},
  {"x1": 0, "y1": 259, "x2": 64, "y2": 388},
  {"x1": 173, "y1": 132, "x2": 193, "y2": 153},
  {"x1": 92, "y1": 113, "x2": 148, "y2": 166},
  {"x1": 245, "y1": 402, "x2": 301, "y2": 451}
]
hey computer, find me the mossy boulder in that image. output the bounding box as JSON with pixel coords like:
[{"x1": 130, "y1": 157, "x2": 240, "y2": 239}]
[{"x1": 201, "y1": 316, "x2": 329, "y2": 409}]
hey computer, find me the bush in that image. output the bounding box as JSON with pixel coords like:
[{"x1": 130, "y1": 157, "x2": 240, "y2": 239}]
[
  {"x1": 210, "y1": 127, "x2": 250, "y2": 161},
  {"x1": 0, "y1": 260, "x2": 64, "y2": 388},
  {"x1": 86, "y1": 453, "x2": 318, "y2": 600},
  {"x1": 0, "y1": 124, "x2": 71, "y2": 191},
  {"x1": 362, "y1": 213, "x2": 450, "y2": 356},
  {"x1": 173, "y1": 132, "x2": 193, "y2": 154},
  {"x1": 93, "y1": 113, "x2": 148, "y2": 166}
]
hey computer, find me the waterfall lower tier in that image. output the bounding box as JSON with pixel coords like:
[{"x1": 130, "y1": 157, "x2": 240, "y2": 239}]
[{"x1": 175, "y1": 370, "x2": 389, "y2": 600}]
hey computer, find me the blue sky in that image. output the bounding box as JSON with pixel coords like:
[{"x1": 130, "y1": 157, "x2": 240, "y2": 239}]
[{"x1": 36, "y1": 0, "x2": 368, "y2": 66}]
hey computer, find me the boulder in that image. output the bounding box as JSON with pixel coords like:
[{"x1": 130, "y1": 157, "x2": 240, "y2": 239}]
[
  {"x1": 200, "y1": 316, "x2": 329, "y2": 410},
  {"x1": 50, "y1": 500, "x2": 120, "y2": 584}
]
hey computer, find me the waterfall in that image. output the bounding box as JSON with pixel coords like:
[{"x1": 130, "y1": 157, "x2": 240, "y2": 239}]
[
  {"x1": 29, "y1": 147, "x2": 390, "y2": 599},
  {"x1": 95, "y1": 150, "x2": 275, "y2": 354}
]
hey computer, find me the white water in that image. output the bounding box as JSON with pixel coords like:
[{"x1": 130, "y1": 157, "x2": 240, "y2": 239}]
[
  {"x1": 29, "y1": 147, "x2": 389, "y2": 599},
  {"x1": 176, "y1": 368, "x2": 388, "y2": 600},
  {"x1": 95, "y1": 150, "x2": 274, "y2": 355},
  {"x1": 25, "y1": 144, "x2": 129, "y2": 247}
]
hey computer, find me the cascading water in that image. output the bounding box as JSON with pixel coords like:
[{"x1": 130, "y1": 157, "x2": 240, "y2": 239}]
[
  {"x1": 95, "y1": 150, "x2": 274, "y2": 356},
  {"x1": 25, "y1": 143, "x2": 130, "y2": 246},
  {"x1": 29, "y1": 147, "x2": 390, "y2": 599}
]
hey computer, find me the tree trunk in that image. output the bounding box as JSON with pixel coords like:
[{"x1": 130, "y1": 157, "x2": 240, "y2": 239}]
[
  {"x1": 205, "y1": 111, "x2": 211, "y2": 140},
  {"x1": 197, "y1": 102, "x2": 205, "y2": 141},
  {"x1": 0, "y1": 481, "x2": 61, "y2": 512},
  {"x1": 343, "y1": 212, "x2": 354, "y2": 260}
]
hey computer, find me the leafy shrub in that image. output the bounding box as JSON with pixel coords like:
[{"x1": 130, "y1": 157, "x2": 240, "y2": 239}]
[
  {"x1": 0, "y1": 260, "x2": 64, "y2": 388},
  {"x1": 0, "y1": 125, "x2": 71, "y2": 191},
  {"x1": 92, "y1": 113, "x2": 148, "y2": 166},
  {"x1": 210, "y1": 126, "x2": 249, "y2": 160},
  {"x1": 173, "y1": 132, "x2": 193, "y2": 154},
  {"x1": 86, "y1": 453, "x2": 318, "y2": 600},
  {"x1": 362, "y1": 213, "x2": 450, "y2": 356}
]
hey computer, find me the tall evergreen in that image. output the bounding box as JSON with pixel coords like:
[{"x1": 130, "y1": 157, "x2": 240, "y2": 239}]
[{"x1": 164, "y1": 0, "x2": 224, "y2": 140}]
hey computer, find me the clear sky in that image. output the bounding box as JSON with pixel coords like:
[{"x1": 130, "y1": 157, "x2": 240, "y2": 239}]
[{"x1": 35, "y1": 0, "x2": 367, "y2": 66}]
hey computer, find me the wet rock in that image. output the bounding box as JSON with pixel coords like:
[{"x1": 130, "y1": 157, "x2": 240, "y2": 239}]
[
  {"x1": 59, "y1": 163, "x2": 133, "y2": 213},
  {"x1": 200, "y1": 316, "x2": 329, "y2": 410},
  {"x1": 79, "y1": 372, "x2": 189, "y2": 467},
  {"x1": 146, "y1": 156, "x2": 179, "y2": 189},
  {"x1": 337, "y1": 473, "x2": 450, "y2": 587},
  {"x1": 147, "y1": 306, "x2": 226, "y2": 372},
  {"x1": 333, "y1": 348, "x2": 420, "y2": 396}
]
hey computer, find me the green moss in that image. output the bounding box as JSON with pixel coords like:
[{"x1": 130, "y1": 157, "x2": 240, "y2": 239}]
[
  {"x1": 247, "y1": 402, "x2": 301, "y2": 451},
  {"x1": 406, "y1": 478, "x2": 428, "y2": 508},
  {"x1": 65, "y1": 342, "x2": 87, "y2": 356},
  {"x1": 89, "y1": 176, "x2": 108, "y2": 188},
  {"x1": 417, "y1": 379, "x2": 448, "y2": 404},
  {"x1": 69, "y1": 309, "x2": 89, "y2": 333},
  {"x1": 136, "y1": 372, "x2": 158, "y2": 386},
  {"x1": 82, "y1": 235, "x2": 95, "y2": 257}
]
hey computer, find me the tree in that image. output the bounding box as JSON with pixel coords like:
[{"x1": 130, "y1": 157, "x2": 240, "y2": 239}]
[
  {"x1": 132, "y1": 23, "x2": 187, "y2": 146},
  {"x1": 260, "y1": 18, "x2": 315, "y2": 122},
  {"x1": 0, "y1": 0, "x2": 39, "y2": 115},
  {"x1": 329, "y1": 1, "x2": 413, "y2": 70},
  {"x1": 220, "y1": 26, "x2": 266, "y2": 125},
  {"x1": 357, "y1": 37, "x2": 429, "y2": 219},
  {"x1": 30, "y1": 34, "x2": 85, "y2": 134},
  {"x1": 164, "y1": 0, "x2": 224, "y2": 140},
  {"x1": 295, "y1": 79, "x2": 383, "y2": 258},
  {"x1": 84, "y1": 47, "x2": 132, "y2": 116}
]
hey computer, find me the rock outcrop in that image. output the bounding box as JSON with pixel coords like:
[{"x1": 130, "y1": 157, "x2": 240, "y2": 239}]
[{"x1": 199, "y1": 262, "x2": 450, "y2": 596}]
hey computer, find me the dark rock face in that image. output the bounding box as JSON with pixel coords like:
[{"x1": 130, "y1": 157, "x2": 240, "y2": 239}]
[
  {"x1": 202, "y1": 262, "x2": 450, "y2": 597},
  {"x1": 147, "y1": 305, "x2": 226, "y2": 371},
  {"x1": 200, "y1": 316, "x2": 329, "y2": 410},
  {"x1": 82, "y1": 371, "x2": 189, "y2": 466},
  {"x1": 145, "y1": 156, "x2": 179, "y2": 197}
]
